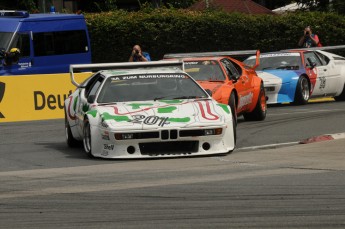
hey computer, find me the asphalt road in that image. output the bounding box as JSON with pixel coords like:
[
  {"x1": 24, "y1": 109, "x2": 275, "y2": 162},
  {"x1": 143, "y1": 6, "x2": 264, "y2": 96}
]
[{"x1": 0, "y1": 100, "x2": 345, "y2": 228}]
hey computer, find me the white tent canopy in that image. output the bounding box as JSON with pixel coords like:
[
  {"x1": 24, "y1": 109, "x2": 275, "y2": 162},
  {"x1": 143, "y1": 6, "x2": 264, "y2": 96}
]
[{"x1": 272, "y1": 3, "x2": 307, "y2": 14}]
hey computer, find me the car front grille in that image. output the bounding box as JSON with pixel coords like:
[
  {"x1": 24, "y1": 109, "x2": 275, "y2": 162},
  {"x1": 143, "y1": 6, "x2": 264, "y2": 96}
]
[{"x1": 139, "y1": 141, "x2": 199, "y2": 155}]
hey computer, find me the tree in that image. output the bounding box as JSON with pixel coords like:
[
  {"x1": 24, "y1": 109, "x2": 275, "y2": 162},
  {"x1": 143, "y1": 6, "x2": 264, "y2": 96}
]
[{"x1": 0, "y1": 0, "x2": 38, "y2": 12}]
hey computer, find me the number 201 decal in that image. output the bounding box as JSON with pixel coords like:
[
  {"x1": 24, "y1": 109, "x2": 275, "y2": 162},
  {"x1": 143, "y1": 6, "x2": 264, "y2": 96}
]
[{"x1": 131, "y1": 115, "x2": 170, "y2": 127}]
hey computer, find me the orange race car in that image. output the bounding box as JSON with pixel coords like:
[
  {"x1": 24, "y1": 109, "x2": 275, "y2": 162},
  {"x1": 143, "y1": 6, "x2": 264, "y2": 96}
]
[{"x1": 164, "y1": 51, "x2": 266, "y2": 123}]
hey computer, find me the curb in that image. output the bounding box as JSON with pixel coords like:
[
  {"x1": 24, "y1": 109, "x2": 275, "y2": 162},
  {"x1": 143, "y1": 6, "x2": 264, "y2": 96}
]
[{"x1": 299, "y1": 133, "x2": 345, "y2": 144}]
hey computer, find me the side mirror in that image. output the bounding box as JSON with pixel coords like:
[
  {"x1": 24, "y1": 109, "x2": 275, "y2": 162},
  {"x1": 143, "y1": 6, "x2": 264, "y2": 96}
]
[
  {"x1": 87, "y1": 94, "x2": 96, "y2": 103},
  {"x1": 230, "y1": 74, "x2": 240, "y2": 82},
  {"x1": 205, "y1": 89, "x2": 212, "y2": 96}
]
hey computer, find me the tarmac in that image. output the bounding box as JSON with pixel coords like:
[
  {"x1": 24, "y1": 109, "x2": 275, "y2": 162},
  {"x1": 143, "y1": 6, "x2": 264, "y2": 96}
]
[{"x1": 230, "y1": 136, "x2": 345, "y2": 171}]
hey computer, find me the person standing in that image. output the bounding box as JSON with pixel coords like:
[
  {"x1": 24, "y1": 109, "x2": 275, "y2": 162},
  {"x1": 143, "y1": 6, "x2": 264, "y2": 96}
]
[
  {"x1": 129, "y1": 45, "x2": 151, "y2": 62},
  {"x1": 298, "y1": 26, "x2": 322, "y2": 48}
]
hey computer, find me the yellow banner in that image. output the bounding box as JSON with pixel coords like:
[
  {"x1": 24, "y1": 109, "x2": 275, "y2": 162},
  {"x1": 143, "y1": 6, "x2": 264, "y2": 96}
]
[{"x1": 0, "y1": 73, "x2": 91, "y2": 122}]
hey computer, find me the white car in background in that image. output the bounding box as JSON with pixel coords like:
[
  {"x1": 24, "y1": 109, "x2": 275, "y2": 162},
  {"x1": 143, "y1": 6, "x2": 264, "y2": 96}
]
[
  {"x1": 64, "y1": 61, "x2": 236, "y2": 159},
  {"x1": 244, "y1": 45, "x2": 345, "y2": 105}
]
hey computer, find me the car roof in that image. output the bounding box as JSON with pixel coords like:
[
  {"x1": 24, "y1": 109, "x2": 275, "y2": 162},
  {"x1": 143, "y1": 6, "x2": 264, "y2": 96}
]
[{"x1": 0, "y1": 12, "x2": 84, "y2": 22}]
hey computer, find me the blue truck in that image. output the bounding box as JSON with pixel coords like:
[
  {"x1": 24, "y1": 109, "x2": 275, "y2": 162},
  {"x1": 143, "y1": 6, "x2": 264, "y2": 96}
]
[{"x1": 0, "y1": 10, "x2": 92, "y2": 76}]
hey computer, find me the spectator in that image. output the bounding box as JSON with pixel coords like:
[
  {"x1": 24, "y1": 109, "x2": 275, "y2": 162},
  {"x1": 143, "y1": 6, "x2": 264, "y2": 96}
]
[
  {"x1": 1, "y1": 48, "x2": 20, "y2": 66},
  {"x1": 298, "y1": 26, "x2": 322, "y2": 48},
  {"x1": 129, "y1": 45, "x2": 151, "y2": 62}
]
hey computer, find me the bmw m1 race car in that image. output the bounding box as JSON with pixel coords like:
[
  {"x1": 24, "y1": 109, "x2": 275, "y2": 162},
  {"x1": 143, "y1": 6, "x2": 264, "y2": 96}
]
[
  {"x1": 244, "y1": 45, "x2": 345, "y2": 105},
  {"x1": 164, "y1": 51, "x2": 267, "y2": 123},
  {"x1": 64, "y1": 61, "x2": 236, "y2": 159}
]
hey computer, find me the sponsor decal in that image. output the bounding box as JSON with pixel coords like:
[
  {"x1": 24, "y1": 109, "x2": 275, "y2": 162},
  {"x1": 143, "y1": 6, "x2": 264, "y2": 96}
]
[
  {"x1": 247, "y1": 53, "x2": 300, "y2": 60},
  {"x1": 0, "y1": 81, "x2": 5, "y2": 118},
  {"x1": 238, "y1": 92, "x2": 254, "y2": 109},
  {"x1": 101, "y1": 131, "x2": 110, "y2": 140},
  {"x1": 319, "y1": 76, "x2": 326, "y2": 89},
  {"x1": 18, "y1": 62, "x2": 31, "y2": 69},
  {"x1": 101, "y1": 150, "x2": 109, "y2": 156},
  {"x1": 110, "y1": 74, "x2": 186, "y2": 81},
  {"x1": 261, "y1": 53, "x2": 300, "y2": 58},
  {"x1": 103, "y1": 144, "x2": 114, "y2": 151},
  {"x1": 34, "y1": 90, "x2": 72, "y2": 110}
]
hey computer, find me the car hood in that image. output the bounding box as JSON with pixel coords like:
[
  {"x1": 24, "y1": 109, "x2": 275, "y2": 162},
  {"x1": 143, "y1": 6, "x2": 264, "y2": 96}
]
[
  {"x1": 90, "y1": 99, "x2": 230, "y2": 130},
  {"x1": 257, "y1": 70, "x2": 303, "y2": 85},
  {"x1": 197, "y1": 81, "x2": 224, "y2": 93}
]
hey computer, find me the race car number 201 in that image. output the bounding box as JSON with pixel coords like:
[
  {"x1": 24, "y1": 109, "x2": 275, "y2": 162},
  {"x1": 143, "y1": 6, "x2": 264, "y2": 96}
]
[{"x1": 131, "y1": 115, "x2": 170, "y2": 127}]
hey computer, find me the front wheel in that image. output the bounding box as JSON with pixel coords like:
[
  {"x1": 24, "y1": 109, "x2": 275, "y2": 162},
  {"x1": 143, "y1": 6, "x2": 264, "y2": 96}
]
[
  {"x1": 243, "y1": 84, "x2": 267, "y2": 121},
  {"x1": 293, "y1": 76, "x2": 310, "y2": 105},
  {"x1": 65, "y1": 113, "x2": 80, "y2": 147},
  {"x1": 83, "y1": 119, "x2": 94, "y2": 158},
  {"x1": 228, "y1": 91, "x2": 237, "y2": 126}
]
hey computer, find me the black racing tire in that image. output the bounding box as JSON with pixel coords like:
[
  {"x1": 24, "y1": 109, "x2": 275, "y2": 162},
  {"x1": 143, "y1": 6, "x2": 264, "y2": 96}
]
[
  {"x1": 83, "y1": 118, "x2": 94, "y2": 158},
  {"x1": 232, "y1": 110, "x2": 237, "y2": 148},
  {"x1": 293, "y1": 75, "x2": 310, "y2": 105},
  {"x1": 228, "y1": 91, "x2": 237, "y2": 127},
  {"x1": 243, "y1": 84, "x2": 267, "y2": 121},
  {"x1": 334, "y1": 83, "x2": 345, "y2": 101},
  {"x1": 65, "y1": 113, "x2": 80, "y2": 148}
]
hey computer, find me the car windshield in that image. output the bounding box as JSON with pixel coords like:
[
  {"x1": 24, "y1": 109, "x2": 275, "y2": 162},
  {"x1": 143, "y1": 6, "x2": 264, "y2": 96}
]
[
  {"x1": 184, "y1": 60, "x2": 226, "y2": 81},
  {"x1": 97, "y1": 73, "x2": 209, "y2": 103},
  {"x1": 244, "y1": 53, "x2": 302, "y2": 71},
  {"x1": 0, "y1": 32, "x2": 14, "y2": 50}
]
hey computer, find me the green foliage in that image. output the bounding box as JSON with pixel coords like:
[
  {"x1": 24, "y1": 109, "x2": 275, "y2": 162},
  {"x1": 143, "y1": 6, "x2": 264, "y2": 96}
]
[
  {"x1": 85, "y1": 9, "x2": 345, "y2": 63},
  {"x1": 80, "y1": 0, "x2": 117, "y2": 12},
  {"x1": 0, "y1": 0, "x2": 38, "y2": 12}
]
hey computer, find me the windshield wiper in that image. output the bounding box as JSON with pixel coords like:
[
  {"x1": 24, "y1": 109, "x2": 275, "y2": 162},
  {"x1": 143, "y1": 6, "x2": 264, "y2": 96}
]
[
  {"x1": 172, "y1": 95, "x2": 205, "y2": 99},
  {"x1": 276, "y1": 65, "x2": 299, "y2": 70},
  {"x1": 262, "y1": 67, "x2": 274, "y2": 70},
  {"x1": 98, "y1": 102, "x2": 118, "y2": 105}
]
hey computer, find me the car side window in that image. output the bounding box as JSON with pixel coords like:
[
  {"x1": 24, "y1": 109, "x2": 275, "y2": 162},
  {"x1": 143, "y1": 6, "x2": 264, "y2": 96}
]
[
  {"x1": 315, "y1": 52, "x2": 330, "y2": 65},
  {"x1": 221, "y1": 58, "x2": 240, "y2": 79},
  {"x1": 85, "y1": 74, "x2": 104, "y2": 99},
  {"x1": 304, "y1": 52, "x2": 323, "y2": 67}
]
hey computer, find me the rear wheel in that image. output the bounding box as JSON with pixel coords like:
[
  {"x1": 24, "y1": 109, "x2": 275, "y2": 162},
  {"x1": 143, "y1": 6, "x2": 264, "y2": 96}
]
[
  {"x1": 83, "y1": 118, "x2": 94, "y2": 158},
  {"x1": 243, "y1": 84, "x2": 267, "y2": 121},
  {"x1": 334, "y1": 83, "x2": 345, "y2": 101},
  {"x1": 65, "y1": 113, "x2": 80, "y2": 147},
  {"x1": 293, "y1": 76, "x2": 310, "y2": 105}
]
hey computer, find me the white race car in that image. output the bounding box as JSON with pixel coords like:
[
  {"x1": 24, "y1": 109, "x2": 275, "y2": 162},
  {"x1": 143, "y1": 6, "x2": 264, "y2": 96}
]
[
  {"x1": 64, "y1": 61, "x2": 236, "y2": 159},
  {"x1": 244, "y1": 45, "x2": 345, "y2": 105}
]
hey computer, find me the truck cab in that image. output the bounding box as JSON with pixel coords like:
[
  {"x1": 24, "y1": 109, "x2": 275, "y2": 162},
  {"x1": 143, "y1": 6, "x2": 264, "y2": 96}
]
[{"x1": 0, "y1": 10, "x2": 91, "y2": 76}]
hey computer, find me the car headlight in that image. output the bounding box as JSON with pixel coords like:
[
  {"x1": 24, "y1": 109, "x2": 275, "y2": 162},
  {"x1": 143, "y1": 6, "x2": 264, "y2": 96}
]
[{"x1": 204, "y1": 128, "x2": 222, "y2": 135}]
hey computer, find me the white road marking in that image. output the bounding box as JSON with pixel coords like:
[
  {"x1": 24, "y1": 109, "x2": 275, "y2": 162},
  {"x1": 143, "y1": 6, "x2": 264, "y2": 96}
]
[
  {"x1": 237, "y1": 141, "x2": 299, "y2": 151},
  {"x1": 268, "y1": 108, "x2": 345, "y2": 116}
]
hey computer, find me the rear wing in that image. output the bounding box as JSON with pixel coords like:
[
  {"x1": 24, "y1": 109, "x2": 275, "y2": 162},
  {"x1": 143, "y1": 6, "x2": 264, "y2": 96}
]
[
  {"x1": 282, "y1": 45, "x2": 345, "y2": 52},
  {"x1": 69, "y1": 60, "x2": 184, "y2": 87},
  {"x1": 164, "y1": 49, "x2": 261, "y2": 70},
  {"x1": 164, "y1": 50, "x2": 257, "y2": 59}
]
